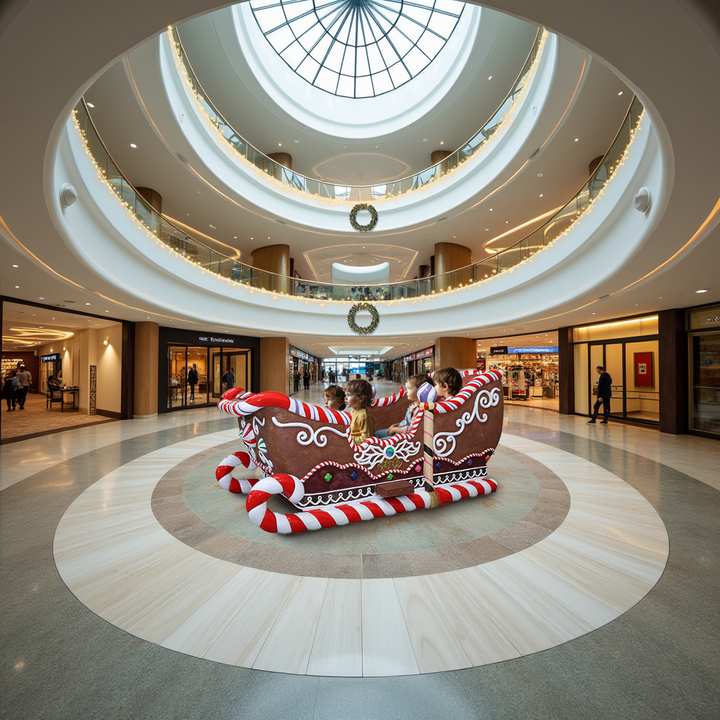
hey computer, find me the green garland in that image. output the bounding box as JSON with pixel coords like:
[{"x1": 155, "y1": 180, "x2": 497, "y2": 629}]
[
  {"x1": 348, "y1": 302, "x2": 380, "y2": 335},
  {"x1": 349, "y1": 203, "x2": 378, "y2": 232}
]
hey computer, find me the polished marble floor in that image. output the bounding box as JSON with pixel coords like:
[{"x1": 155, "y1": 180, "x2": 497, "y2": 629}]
[{"x1": 2, "y1": 382, "x2": 719, "y2": 719}]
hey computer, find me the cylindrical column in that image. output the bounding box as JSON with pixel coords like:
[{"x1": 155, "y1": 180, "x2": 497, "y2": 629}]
[
  {"x1": 268, "y1": 152, "x2": 292, "y2": 169},
  {"x1": 251, "y1": 244, "x2": 290, "y2": 294},
  {"x1": 136, "y1": 187, "x2": 162, "y2": 236},
  {"x1": 134, "y1": 322, "x2": 159, "y2": 418},
  {"x1": 260, "y1": 337, "x2": 290, "y2": 394},
  {"x1": 431, "y1": 150, "x2": 451, "y2": 165},
  {"x1": 434, "y1": 242, "x2": 471, "y2": 292},
  {"x1": 434, "y1": 337, "x2": 477, "y2": 371}
]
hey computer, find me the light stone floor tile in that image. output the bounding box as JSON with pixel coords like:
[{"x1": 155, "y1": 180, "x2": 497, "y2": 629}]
[
  {"x1": 394, "y1": 575, "x2": 473, "y2": 673},
  {"x1": 361, "y1": 578, "x2": 420, "y2": 676},
  {"x1": 161, "y1": 566, "x2": 267, "y2": 656},
  {"x1": 253, "y1": 575, "x2": 328, "y2": 674},
  {"x1": 306, "y1": 579, "x2": 363, "y2": 677}
]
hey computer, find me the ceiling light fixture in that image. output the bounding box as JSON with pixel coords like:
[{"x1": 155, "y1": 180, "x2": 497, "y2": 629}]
[
  {"x1": 696, "y1": 288, "x2": 709, "y2": 293},
  {"x1": 130, "y1": 143, "x2": 137, "y2": 148},
  {"x1": 87, "y1": 102, "x2": 95, "y2": 108},
  {"x1": 12, "y1": 264, "x2": 18, "y2": 268},
  {"x1": 539, "y1": 194, "x2": 543, "y2": 197},
  {"x1": 618, "y1": 91, "x2": 624, "y2": 96},
  {"x1": 574, "y1": 138, "x2": 579, "y2": 142},
  {"x1": 488, "y1": 75, "x2": 492, "y2": 80}
]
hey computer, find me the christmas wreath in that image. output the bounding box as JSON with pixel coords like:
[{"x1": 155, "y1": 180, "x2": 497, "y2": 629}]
[
  {"x1": 348, "y1": 302, "x2": 380, "y2": 335},
  {"x1": 349, "y1": 203, "x2": 378, "y2": 232}
]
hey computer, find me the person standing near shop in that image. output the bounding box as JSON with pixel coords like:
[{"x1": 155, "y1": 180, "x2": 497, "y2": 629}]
[
  {"x1": 588, "y1": 365, "x2": 612, "y2": 424},
  {"x1": 222, "y1": 367, "x2": 235, "y2": 392},
  {"x1": 17, "y1": 365, "x2": 32, "y2": 410},
  {"x1": 187, "y1": 363, "x2": 199, "y2": 400}
]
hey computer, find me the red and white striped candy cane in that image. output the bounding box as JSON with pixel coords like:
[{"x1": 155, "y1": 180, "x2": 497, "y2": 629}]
[
  {"x1": 245, "y1": 474, "x2": 498, "y2": 534},
  {"x1": 215, "y1": 451, "x2": 258, "y2": 494}
]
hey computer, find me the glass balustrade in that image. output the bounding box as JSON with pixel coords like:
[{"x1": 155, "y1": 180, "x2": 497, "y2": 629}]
[
  {"x1": 169, "y1": 26, "x2": 546, "y2": 203},
  {"x1": 74, "y1": 88, "x2": 643, "y2": 303}
]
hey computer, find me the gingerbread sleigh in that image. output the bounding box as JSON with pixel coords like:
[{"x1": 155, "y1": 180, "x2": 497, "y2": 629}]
[{"x1": 215, "y1": 369, "x2": 503, "y2": 533}]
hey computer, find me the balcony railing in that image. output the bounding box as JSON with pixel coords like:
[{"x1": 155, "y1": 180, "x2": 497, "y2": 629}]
[
  {"x1": 74, "y1": 90, "x2": 642, "y2": 302},
  {"x1": 169, "y1": 25, "x2": 546, "y2": 203}
]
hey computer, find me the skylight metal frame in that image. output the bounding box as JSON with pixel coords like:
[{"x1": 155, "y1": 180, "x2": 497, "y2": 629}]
[{"x1": 250, "y1": 0, "x2": 464, "y2": 98}]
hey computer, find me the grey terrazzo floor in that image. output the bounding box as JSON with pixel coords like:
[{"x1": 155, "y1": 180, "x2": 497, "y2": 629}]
[{"x1": 1, "y1": 396, "x2": 719, "y2": 719}]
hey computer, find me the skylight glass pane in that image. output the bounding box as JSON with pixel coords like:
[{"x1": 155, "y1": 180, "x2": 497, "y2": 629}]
[{"x1": 251, "y1": 0, "x2": 464, "y2": 98}]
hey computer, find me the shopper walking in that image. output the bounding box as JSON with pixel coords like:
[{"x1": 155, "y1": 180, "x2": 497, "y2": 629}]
[
  {"x1": 187, "y1": 364, "x2": 199, "y2": 400},
  {"x1": 3, "y1": 371, "x2": 18, "y2": 411},
  {"x1": 588, "y1": 365, "x2": 612, "y2": 424},
  {"x1": 17, "y1": 365, "x2": 32, "y2": 409},
  {"x1": 222, "y1": 367, "x2": 235, "y2": 392}
]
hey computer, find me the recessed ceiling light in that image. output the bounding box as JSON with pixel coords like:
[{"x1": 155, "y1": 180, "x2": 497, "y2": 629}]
[
  {"x1": 130, "y1": 143, "x2": 137, "y2": 148},
  {"x1": 574, "y1": 138, "x2": 579, "y2": 142},
  {"x1": 618, "y1": 91, "x2": 624, "y2": 96},
  {"x1": 489, "y1": 208, "x2": 493, "y2": 212},
  {"x1": 209, "y1": 224, "x2": 216, "y2": 229},
  {"x1": 39, "y1": 297, "x2": 44, "y2": 300},
  {"x1": 87, "y1": 102, "x2": 95, "y2": 108},
  {"x1": 233, "y1": 236, "x2": 237, "y2": 239},
  {"x1": 294, "y1": 139, "x2": 299, "y2": 144},
  {"x1": 422, "y1": 138, "x2": 429, "y2": 143},
  {"x1": 696, "y1": 289, "x2": 708, "y2": 293},
  {"x1": 86, "y1": 302, "x2": 91, "y2": 305},
  {"x1": 14, "y1": 285, "x2": 19, "y2": 288},
  {"x1": 488, "y1": 75, "x2": 493, "y2": 80},
  {"x1": 485, "y1": 228, "x2": 489, "y2": 231},
  {"x1": 505, "y1": 221, "x2": 509, "y2": 224},
  {"x1": 539, "y1": 194, "x2": 543, "y2": 197},
  {"x1": 12, "y1": 264, "x2": 18, "y2": 268},
  {"x1": 105, "y1": 310, "x2": 109, "y2": 313},
  {"x1": 195, "y1": 191, "x2": 201, "y2": 195},
  {"x1": 440, "y1": 141, "x2": 444, "y2": 145}
]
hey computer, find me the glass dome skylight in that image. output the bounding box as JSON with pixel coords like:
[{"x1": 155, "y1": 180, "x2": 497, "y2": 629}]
[{"x1": 249, "y1": 0, "x2": 465, "y2": 98}]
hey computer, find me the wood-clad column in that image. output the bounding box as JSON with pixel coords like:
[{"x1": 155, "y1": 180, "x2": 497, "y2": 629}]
[
  {"x1": 260, "y1": 337, "x2": 289, "y2": 394},
  {"x1": 435, "y1": 242, "x2": 472, "y2": 292},
  {"x1": 268, "y1": 153, "x2": 292, "y2": 169},
  {"x1": 134, "y1": 322, "x2": 159, "y2": 418},
  {"x1": 136, "y1": 187, "x2": 162, "y2": 237},
  {"x1": 251, "y1": 244, "x2": 290, "y2": 294},
  {"x1": 435, "y1": 337, "x2": 477, "y2": 371},
  {"x1": 659, "y1": 308, "x2": 688, "y2": 434},
  {"x1": 558, "y1": 326, "x2": 574, "y2": 415},
  {"x1": 431, "y1": 150, "x2": 451, "y2": 165}
]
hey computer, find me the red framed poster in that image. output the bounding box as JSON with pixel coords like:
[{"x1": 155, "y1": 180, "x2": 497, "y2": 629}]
[{"x1": 634, "y1": 352, "x2": 654, "y2": 387}]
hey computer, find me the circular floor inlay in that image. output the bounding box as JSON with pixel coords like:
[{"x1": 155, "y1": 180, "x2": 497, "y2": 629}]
[
  {"x1": 54, "y1": 430, "x2": 669, "y2": 677},
  {"x1": 151, "y1": 441, "x2": 570, "y2": 578}
]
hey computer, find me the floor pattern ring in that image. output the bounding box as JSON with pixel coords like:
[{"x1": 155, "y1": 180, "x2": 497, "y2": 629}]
[{"x1": 53, "y1": 430, "x2": 669, "y2": 677}]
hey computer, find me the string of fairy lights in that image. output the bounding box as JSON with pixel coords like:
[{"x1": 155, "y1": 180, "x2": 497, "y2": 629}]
[
  {"x1": 72, "y1": 81, "x2": 644, "y2": 311},
  {"x1": 168, "y1": 27, "x2": 547, "y2": 208}
]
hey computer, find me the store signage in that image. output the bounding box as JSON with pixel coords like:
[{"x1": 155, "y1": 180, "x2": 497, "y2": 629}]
[
  {"x1": 290, "y1": 347, "x2": 312, "y2": 360},
  {"x1": 405, "y1": 353, "x2": 416, "y2": 361},
  {"x1": 198, "y1": 335, "x2": 235, "y2": 344},
  {"x1": 508, "y1": 346, "x2": 559, "y2": 354},
  {"x1": 490, "y1": 346, "x2": 508, "y2": 355},
  {"x1": 416, "y1": 347, "x2": 434, "y2": 358},
  {"x1": 41, "y1": 353, "x2": 60, "y2": 362}
]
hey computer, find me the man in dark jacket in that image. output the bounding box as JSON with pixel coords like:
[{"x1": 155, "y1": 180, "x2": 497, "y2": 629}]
[{"x1": 588, "y1": 365, "x2": 612, "y2": 424}]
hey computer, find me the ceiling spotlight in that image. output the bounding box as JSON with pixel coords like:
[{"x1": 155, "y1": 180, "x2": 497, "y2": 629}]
[
  {"x1": 537, "y1": 172, "x2": 544, "y2": 178},
  {"x1": 574, "y1": 138, "x2": 579, "y2": 142},
  {"x1": 233, "y1": 236, "x2": 237, "y2": 239},
  {"x1": 14, "y1": 285, "x2": 19, "y2": 289},
  {"x1": 209, "y1": 224, "x2": 216, "y2": 229},
  {"x1": 130, "y1": 143, "x2": 137, "y2": 148},
  {"x1": 618, "y1": 91, "x2": 624, "y2": 96},
  {"x1": 85, "y1": 302, "x2": 91, "y2": 305},
  {"x1": 422, "y1": 138, "x2": 429, "y2": 143},
  {"x1": 539, "y1": 194, "x2": 544, "y2": 197},
  {"x1": 87, "y1": 102, "x2": 95, "y2": 108},
  {"x1": 294, "y1": 139, "x2": 299, "y2": 144},
  {"x1": 440, "y1": 141, "x2": 444, "y2": 145},
  {"x1": 488, "y1": 75, "x2": 493, "y2": 80},
  {"x1": 696, "y1": 289, "x2": 709, "y2": 293},
  {"x1": 39, "y1": 297, "x2": 44, "y2": 300},
  {"x1": 278, "y1": 143, "x2": 282, "y2": 147}
]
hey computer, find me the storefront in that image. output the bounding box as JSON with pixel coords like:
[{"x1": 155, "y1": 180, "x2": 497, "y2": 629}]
[
  {"x1": 290, "y1": 347, "x2": 316, "y2": 393},
  {"x1": 688, "y1": 304, "x2": 720, "y2": 437},
  {"x1": 160, "y1": 328, "x2": 259, "y2": 411},
  {"x1": 570, "y1": 316, "x2": 659, "y2": 424},
  {"x1": 485, "y1": 345, "x2": 560, "y2": 404}
]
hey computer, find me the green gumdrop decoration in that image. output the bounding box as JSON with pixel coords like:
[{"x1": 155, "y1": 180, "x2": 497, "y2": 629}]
[
  {"x1": 387, "y1": 473, "x2": 393, "y2": 480},
  {"x1": 324, "y1": 472, "x2": 333, "y2": 482}
]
